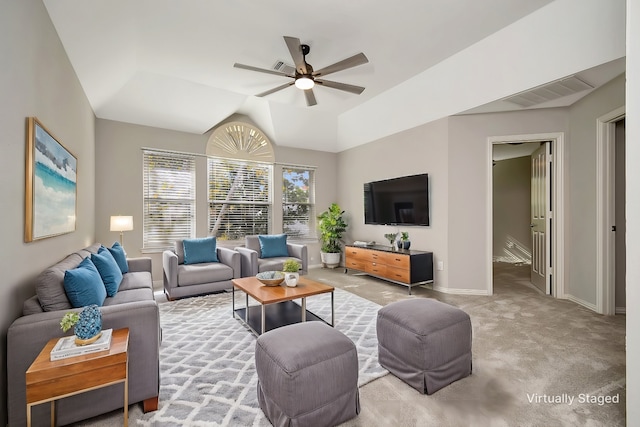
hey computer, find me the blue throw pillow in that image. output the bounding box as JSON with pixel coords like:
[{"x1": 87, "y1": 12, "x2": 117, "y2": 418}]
[
  {"x1": 63, "y1": 257, "x2": 107, "y2": 308},
  {"x1": 183, "y1": 237, "x2": 219, "y2": 265},
  {"x1": 108, "y1": 242, "x2": 128, "y2": 274},
  {"x1": 259, "y1": 234, "x2": 289, "y2": 258},
  {"x1": 92, "y1": 247, "x2": 123, "y2": 297}
]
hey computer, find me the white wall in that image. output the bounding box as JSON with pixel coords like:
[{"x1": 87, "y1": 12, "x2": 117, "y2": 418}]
[
  {"x1": 492, "y1": 156, "x2": 532, "y2": 263},
  {"x1": 0, "y1": 1, "x2": 96, "y2": 422},
  {"x1": 95, "y1": 119, "x2": 337, "y2": 284},
  {"x1": 626, "y1": 0, "x2": 638, "y2": 420}
]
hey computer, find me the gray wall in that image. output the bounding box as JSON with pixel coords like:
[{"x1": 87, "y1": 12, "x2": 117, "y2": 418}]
[
  {"x1": 0, "y1": 0, "x2": 96, "y2": 422},
  {"x1": 492, "y1": 156, "x2": 532, "y2": 264},
  {"x1": 336, "y1": 76, "x2": 625, "y2": 299},
  {"x1": 566, "y1": 74, "x2": 625, "y2": 306},
  {"x1": 337, "y1": 118, "x2": 451, "y2": 288},
  {"x1": 446, "y1": 109, "x2": 568, "y2": 293},
  {"x1": 95, "y1": 119, "x2": 338, "y2": 284}
]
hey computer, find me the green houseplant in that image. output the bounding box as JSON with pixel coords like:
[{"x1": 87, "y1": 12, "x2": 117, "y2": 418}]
[
  {"x1": 317, "y1": 203, "x2": 347, "y2": 268},
  {"x1": 282, "y1": 259, "x2": 301, "y2": 273},
  {"x1": 282, "y1": 259, "x2": 301, "y2": 287},
  {"x1": 400, "y1": 231, "x2": 411, "y2": 250}
]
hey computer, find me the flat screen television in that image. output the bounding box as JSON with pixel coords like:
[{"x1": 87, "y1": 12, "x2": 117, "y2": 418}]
[{"x1": 364, "y1": 173, "x2": 430, "y2": 226}]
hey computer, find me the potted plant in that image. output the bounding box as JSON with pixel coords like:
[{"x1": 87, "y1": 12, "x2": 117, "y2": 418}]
[
  {"x1": 384, "y1": 232, "x2": 398, "y2": 249},
  {"x1": 282, "y1": 259, "x2": 301, "y2": 287},
  {"x1": 318, "y1": 203, "x2": 347, "y2": 268},
  {"x1": 400, "y1": 231, "x2": 411, "y2": 250}
]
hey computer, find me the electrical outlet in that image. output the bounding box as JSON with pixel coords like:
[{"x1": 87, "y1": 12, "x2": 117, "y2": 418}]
[{"x1": 437, "y1": 261, "x2": 444, "y2": 271}]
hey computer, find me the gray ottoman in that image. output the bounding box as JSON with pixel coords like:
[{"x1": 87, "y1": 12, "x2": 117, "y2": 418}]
[
  {"x1": 255, "y1": 322, "x2": 360, "y2": 427},
  {"x1": 377, "y1": 298, "x2": 472, "y2": 394}
]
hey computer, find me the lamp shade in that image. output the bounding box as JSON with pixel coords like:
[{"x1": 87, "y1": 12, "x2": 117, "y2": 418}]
[{"x1": 110, "y1": 216, "x2": 134, "y2": 232}]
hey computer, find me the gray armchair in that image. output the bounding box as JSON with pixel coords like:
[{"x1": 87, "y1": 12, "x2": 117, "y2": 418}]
[
  {"x1": 236, "y1": 235, "x2": 308, "y2": 277},
  {"x1": 163, "y1": 239, "x2": 241, "y2": 300}
]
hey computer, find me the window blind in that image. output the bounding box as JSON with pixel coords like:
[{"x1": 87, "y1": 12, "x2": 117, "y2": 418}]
[
  {"x1": 143, "y1": 150, "x2": 196, "y2": 249},
  {"x1": 208, "y1": 158, "x2": 272, "y2": 241},
  {"x1": 282, "y1": 166, "x2": 316, "y2": 239}
]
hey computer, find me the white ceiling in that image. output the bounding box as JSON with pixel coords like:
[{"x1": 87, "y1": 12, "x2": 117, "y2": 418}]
[{"x1": 42, "y1": 0, "x2": 625, "y2": 152}]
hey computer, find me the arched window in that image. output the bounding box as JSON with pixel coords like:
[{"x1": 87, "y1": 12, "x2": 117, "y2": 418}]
[{"x1": 206, "y1": 122, "x2": 274, "y2": 241}]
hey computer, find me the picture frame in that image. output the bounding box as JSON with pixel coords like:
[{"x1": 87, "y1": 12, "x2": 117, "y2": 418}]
[{"x1": 25, "y1": 117, "x2": 77, "y2": 242}]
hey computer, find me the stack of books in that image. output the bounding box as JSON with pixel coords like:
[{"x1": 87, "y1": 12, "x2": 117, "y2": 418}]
[{"x1": 50, "y1": 328, "x2": 113, "y2": 361}]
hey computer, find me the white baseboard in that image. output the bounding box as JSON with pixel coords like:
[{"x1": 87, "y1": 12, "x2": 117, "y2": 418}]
[
  {"x1": 309, "y1": 263, "x2": 334, "y2": 270},
  {"x1": 432, "y1": 285, "x2": 490, "y2": 296},
  {"x1": 565, "y1": 294, "x2": 598, "y2": 312},
  {"x1": 615, "y1": 306, "x2": 626, "y2": 314}
]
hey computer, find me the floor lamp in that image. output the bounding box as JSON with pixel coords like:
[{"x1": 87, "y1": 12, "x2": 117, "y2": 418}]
[{"x1": 110, "y1": 215, "x2": 134, "y2": 248}]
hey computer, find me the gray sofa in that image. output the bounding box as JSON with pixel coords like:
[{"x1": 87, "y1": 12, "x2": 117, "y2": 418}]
[
  {"x1": 162, "y1": 239, "x2": 241, "y2": 300},
  {"x1": 7, "y1": 243, "x2": 160, "y2": 427},
  {"x1": 236, "y1": 235, "x2": 308, "y2": 277}
]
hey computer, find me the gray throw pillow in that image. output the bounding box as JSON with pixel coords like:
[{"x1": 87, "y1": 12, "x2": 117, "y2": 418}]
[{"x1": 35, "y1": 253, "x2": 81, "y2": 312}]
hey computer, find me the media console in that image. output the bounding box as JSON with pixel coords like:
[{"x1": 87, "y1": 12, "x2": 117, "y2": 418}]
[{"x1": 344, "y1": 244, "x2": 433, "y2": 294}]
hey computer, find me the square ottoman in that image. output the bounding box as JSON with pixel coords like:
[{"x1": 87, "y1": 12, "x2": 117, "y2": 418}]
[
  {"x1": 255, "y1": 322, "x2": 360, "y2": 427},
  {"x1": 377, "y1": 298, "x2": 472, "y2": 395}
]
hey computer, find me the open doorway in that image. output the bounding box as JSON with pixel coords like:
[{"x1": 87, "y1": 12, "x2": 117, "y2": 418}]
[
  {"x1": 492, "y1": 141, "x2": 549, "y2": 294},
  {"x1": 488, "y1": 133, "x2": 565, "y2": 298},
  {"x1": 596, "y1": 107, "x2": 626, "y2": 315}
]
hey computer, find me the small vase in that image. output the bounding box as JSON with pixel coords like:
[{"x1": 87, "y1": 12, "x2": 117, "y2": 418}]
[
  {"x1": 74, "y1": 305, "x2": 102, "y2": 345},
  {"x1": 401, "y1": 240, "x2": 411, "y2": 250},
  {"x1": 284, "y1": 272, "x2": 299, "y2": 287}
]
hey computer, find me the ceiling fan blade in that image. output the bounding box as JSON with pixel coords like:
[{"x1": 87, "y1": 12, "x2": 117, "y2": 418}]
[
  {"x1": 234, "y1": 63, "x2": 292, "y2": 77},
  {"x1": 315, "y1": 79, "x2": 365, "y2": 95},
  {"x1": 284, "y1": 36, "x2": 308, "y2": 75},
  {"x1": 312, "y1": 52, "x2": 368, "y2": 77},
  {"x1": 304, "y1": 89, "x2": 317, "y2": 106},
  {"x1": 256, "y1": 82, "x2": 294, "y2": 97}
]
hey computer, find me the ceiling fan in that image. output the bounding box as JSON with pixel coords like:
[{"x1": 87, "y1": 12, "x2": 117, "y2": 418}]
[{"x1": 234, "y1": 36, "x2": 369, "y2": 106}]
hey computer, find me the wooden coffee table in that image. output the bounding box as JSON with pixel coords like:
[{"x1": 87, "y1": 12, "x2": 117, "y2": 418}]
[{"x1": 232, "y1": 276, "x2": 334, "y2": 335}]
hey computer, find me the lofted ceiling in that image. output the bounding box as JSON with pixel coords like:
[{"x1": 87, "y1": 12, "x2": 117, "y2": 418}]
[{"x1": 42, "y1": 0, "x2": 625, "y2": 152}]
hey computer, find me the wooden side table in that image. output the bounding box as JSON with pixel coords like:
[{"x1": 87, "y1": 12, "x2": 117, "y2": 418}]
[{"x1": 26, "y1": 328, "x2": 130, "y2": 427}]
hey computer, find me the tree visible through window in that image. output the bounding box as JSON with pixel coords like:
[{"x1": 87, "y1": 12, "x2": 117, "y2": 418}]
[
  {"x1": 283, "y1": 166, "x2": 315, "y2": 239},
  {"x1": 208, "y1": 158, "x2": 272, "y2": 241}
]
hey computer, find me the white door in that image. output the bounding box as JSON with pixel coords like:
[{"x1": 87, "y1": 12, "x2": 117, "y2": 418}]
[{"x1": 531, "y1": 143, "x2": 551, "y2": 294}]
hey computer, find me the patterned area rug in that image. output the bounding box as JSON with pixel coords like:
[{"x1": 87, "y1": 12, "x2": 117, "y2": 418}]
[{"x1": 136, "y1": 286, "x2": 388, "y2": 426}]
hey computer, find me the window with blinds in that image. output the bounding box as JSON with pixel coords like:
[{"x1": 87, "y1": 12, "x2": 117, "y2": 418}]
[
  {"x1": 208, "y1": 158, "x2": 272, "y2": 241},
  {"x1": 282, "y1": 166, "x2": 316, "y2": 239},
  {"x1": 143, "y1": 150, "x2": 196, "y2": 249}
]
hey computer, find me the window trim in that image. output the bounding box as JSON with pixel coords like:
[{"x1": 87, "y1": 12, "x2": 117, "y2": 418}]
[{"x1": 282, "y1": 164, "x2": 316, "y2": 240}]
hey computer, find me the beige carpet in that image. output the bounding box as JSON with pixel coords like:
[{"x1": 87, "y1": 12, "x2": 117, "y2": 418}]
[
  {"x1": 332, "y1": 262, "x2": 626, "y2": 427},
  {"x1": 72, "y1": 262, "x2": 626, "y2": 426}
]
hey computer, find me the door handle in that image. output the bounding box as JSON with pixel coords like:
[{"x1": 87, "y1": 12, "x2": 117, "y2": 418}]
[{"x1": 530, "y1": 224, "x2": 535, "y2": 228}]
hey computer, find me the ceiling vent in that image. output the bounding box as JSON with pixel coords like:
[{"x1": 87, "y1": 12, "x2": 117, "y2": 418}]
[
  {"x1": 272, "y1": 60, "x2": 295, "y2": 76},
  {"x1": 503, "y1": 75, "x2": 594, "y2": 108}
]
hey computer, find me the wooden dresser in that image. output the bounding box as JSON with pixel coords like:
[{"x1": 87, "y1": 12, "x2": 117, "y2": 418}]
[{"x1": 344, "y1": 245, "x2": 433, "y2": 294}]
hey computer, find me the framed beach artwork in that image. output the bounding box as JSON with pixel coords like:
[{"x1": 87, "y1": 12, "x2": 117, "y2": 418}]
[{"x1": 25, "y1": 117, "x2": 77, "y2": 242}]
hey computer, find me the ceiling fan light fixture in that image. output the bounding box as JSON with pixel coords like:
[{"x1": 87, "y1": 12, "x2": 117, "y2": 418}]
[{"x1": 295, "y1": 76, "x2": 315, "y2": 90}]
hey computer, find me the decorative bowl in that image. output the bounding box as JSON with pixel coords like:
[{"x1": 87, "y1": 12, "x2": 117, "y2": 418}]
[{"x1": 256, "y1": 271, "x2": 285, "y2": 286}]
